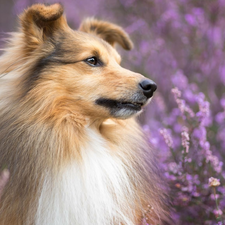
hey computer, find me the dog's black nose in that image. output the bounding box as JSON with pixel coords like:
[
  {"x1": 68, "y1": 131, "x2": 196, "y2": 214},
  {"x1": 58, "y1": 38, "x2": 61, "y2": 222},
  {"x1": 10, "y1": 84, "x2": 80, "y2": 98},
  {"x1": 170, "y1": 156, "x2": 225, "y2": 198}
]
[{"x1": 139, "y1": 79, "x2": 157, "y2": 98}]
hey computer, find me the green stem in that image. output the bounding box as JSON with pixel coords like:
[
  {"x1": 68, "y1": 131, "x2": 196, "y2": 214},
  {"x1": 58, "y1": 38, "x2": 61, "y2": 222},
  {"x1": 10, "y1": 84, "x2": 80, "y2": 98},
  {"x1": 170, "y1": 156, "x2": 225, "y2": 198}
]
[
  {"x1": 213, "y1": 187, "x2": 222, "y2": 222},
  {"x1": 169, "y1": 147, "x2": 178, "y2": 164}
]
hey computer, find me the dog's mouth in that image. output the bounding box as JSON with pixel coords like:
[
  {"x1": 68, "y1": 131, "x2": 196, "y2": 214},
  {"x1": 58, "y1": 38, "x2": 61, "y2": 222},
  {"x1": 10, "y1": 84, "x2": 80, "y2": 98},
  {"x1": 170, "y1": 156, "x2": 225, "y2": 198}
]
[
  {"x1": 116, "y1": 101, "x2": 144, "y2": 110},
  {"x1": 95, "y1": 98, "x2": 146, "y2": 115}
]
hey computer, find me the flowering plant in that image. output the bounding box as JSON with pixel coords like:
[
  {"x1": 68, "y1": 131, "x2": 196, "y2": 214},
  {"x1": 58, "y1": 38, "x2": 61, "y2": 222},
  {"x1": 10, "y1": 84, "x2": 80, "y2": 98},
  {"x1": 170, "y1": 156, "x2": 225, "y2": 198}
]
[
  {"x1": 1, "y1": 0, "x2": 225, "y2": 224},
  {"x1": 155, "y1": 86, "x2": 224, "y2": 224}
]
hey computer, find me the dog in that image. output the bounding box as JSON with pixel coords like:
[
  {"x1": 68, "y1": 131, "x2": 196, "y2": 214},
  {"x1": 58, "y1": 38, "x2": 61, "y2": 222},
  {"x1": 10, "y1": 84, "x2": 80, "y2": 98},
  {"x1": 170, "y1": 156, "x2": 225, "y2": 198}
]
[{"x1": 0, "y1": 3, "x2": 169, "y2": 225}]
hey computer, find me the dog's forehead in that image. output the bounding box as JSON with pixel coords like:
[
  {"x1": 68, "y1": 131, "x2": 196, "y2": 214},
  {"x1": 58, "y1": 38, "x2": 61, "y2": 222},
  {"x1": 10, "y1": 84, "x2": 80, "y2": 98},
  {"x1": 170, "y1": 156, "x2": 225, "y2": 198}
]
[{"x1": 55, "y1": 30, "x2": 121, "y2": 62}]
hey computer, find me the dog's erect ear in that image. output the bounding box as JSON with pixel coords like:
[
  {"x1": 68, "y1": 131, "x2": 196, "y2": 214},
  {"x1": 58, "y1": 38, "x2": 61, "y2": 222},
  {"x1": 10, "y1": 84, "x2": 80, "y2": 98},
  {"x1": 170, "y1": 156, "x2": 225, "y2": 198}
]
[
  {"x1": 20, "y1": 3, "x2": 67, "y2": 52},
  {"x1": 79, "y1": 18, "x2": 133, "y2": 50}
]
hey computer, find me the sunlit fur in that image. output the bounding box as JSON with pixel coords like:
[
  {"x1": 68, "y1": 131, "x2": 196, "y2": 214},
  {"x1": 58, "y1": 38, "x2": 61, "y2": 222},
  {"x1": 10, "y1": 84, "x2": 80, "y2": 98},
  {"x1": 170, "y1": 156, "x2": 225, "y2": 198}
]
[{"x1": 0, "y1": 3, "x2": 169, "y2": 225}]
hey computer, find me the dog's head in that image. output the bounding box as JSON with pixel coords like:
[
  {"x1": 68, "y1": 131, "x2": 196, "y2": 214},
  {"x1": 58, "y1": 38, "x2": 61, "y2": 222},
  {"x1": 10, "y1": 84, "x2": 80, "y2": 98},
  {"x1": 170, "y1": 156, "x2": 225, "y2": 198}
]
[{"x1": 19, "y1": 3, "x2": 157, "y2": 120}]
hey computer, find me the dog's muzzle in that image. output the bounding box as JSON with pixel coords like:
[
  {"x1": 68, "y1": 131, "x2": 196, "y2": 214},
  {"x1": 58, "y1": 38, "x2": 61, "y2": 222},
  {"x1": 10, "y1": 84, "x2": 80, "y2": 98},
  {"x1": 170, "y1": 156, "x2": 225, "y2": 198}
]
[{"x1": 95, "y1": 78, "x2": 157, "y2": 118}]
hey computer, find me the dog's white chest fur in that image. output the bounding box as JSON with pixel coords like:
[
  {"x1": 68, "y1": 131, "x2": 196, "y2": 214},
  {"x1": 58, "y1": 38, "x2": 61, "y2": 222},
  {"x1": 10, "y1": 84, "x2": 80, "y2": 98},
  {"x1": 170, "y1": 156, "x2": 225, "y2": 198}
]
[{"x1": 35, "y1": 128, "x2": 138, "y2": 225}]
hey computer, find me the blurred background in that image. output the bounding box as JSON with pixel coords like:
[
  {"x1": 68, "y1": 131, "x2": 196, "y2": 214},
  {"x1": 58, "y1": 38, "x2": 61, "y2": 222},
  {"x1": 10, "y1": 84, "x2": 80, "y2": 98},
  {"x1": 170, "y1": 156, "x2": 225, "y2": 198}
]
[{"x1": 0, "y1": 0, "x2": 225, "y2": 224}]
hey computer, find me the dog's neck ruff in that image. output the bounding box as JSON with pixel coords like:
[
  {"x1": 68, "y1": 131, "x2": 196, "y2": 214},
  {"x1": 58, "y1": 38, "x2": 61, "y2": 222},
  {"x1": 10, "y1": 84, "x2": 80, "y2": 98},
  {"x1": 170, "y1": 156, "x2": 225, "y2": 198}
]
[{"x1": 35, "y1": 126, "x2": 140, "y2": 225}]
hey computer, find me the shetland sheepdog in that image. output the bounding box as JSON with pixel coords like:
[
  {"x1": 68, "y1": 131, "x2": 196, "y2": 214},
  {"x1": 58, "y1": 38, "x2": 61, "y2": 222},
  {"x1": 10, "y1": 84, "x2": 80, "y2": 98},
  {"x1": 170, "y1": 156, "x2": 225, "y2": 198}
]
[{"x1": 0, "y1": 3, "x2": 169, "y2": 225}]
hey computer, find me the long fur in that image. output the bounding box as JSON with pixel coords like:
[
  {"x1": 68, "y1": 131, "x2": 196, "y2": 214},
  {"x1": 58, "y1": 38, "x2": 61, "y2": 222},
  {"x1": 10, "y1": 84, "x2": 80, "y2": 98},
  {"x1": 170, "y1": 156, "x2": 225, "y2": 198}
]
[{"x1": 0, "y1": 3, "x2": 169, "y2": 225}]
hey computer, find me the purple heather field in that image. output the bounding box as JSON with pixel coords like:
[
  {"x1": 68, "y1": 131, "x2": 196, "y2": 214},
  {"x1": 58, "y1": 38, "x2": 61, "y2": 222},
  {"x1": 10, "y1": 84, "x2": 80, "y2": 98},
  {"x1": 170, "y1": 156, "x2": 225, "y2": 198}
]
[{"x1": 0, "y1": 0, "x2": 225, "y2": 224}]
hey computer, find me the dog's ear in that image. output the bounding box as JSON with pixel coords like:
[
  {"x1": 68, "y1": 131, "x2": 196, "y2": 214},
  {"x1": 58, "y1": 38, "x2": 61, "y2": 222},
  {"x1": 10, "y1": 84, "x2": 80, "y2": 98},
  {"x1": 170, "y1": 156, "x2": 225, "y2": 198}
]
[
  {"x1": 20, "y1": 3, "x2": 67, "y2": 52},
  {"x1": 79, "y1": 18, "x2": 133, "y2": 50}
]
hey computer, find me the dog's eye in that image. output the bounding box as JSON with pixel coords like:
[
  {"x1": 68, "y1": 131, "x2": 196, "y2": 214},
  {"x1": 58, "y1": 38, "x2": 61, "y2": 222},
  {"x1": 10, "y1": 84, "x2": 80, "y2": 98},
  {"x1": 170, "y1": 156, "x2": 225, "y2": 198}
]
[{"x1": 85, "y1": 57, "x2": 101, "y2": 67}]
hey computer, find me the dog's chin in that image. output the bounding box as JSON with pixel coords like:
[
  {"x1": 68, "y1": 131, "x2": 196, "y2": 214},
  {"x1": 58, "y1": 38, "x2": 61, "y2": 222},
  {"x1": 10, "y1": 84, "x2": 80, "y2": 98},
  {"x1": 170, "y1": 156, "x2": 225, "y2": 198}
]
[{"x1": 95, "y1": 98, "x2": 149, "y2": 119}]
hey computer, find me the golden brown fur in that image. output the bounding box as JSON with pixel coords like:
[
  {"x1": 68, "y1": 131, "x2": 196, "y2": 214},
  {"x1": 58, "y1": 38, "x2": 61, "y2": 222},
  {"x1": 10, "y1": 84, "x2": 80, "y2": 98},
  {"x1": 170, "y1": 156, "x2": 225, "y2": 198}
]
[{"x1": 0, "y1": 3, "x2": 169, "y2": 225}]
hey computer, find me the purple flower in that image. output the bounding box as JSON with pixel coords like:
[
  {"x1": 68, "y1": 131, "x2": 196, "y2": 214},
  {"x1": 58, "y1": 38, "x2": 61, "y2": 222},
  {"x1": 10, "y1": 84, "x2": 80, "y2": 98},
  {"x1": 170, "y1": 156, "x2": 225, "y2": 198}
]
[
  {"x1": 215, "y1": 112, "x2": 225, "y2": 123},
  {"x1": 160, "y1": 128, "x2": 173, "y2": 148},
  {"x1": 181, "y1": 127, "x2": 190, "y2": 153},
  {"x1": 185, "y1": 14, "x2": 196, "y2": 26},
  {"x1": 172, "y1": 87, "x2": 195, "y2": 117},
  {"x1": 172, "y1": 70, "x2": 188, "y2": 90},
  {"x1": 213, "y1": 209, "x2": 223, "y2": 216}
]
